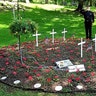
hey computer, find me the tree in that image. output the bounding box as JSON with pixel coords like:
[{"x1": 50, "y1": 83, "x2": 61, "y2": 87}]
[
  {"x1": 76, "y1": 0, "x2": 94, "y2": 11},
  {"x1": 45, "y1": 0, "x2": 49, "y2": 4},
  {"x1": 75, "y1": 0, "x2": 84, "y2": 12},
  {"x1": 9, "y1": 19, "x2": 38, "y2": 51},
  {"x1": 9, "y1": 19, "x2": 38, "y2": 63},
  {"x1": 54, "y1": 0, "x2": 58, "y2": 4},
  {"x1": 89, "y1": 0, "x2": 92, "y2": 6}
]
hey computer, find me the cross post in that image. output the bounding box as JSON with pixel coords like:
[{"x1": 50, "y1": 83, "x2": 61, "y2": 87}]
[
  {"x1": 61, "y1": 28, "x2": 67, "y2": 41},
  {"x1": 78, "y1": 38, "x2": 85, "y2": 58},
  {"x1": 50, "y1": 29, "x2": 57, "y2": 44},
  {"x1": 33, "y1": 31, "x2": 41, "y2": 47},
  {"x1": 92, "y1": 34, "x2": 96, "y2": 52}
]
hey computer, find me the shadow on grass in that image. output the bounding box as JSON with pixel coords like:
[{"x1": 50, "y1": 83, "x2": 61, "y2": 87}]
[{"x1": 0, "y1": 6, "x2": 95, "y2": 47}]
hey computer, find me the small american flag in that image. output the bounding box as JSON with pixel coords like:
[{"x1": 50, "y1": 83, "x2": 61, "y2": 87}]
[{"x1": 86, "y1": 45, "x2": 92, "y2": 51}]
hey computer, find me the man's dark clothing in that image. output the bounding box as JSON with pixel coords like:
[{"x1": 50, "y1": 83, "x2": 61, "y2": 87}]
[{"x1": 84, "y1": 10, "x2": 94, "y2": 40}]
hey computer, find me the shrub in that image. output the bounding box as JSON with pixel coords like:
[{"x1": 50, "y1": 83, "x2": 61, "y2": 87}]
[
  {"x1": 9, "y1": 19, "x2": 38, "y2": 37},
  {"x1": 9, "y1": 19, "x2": 38, "y2": 50}
]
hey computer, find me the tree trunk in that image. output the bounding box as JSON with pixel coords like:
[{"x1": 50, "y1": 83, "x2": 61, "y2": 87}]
[
  {"x1": 18, "y1": 35, "x2": 23, "y2": 64},
  {"x1": 54, "y1": 0, "x2": 58, "y2": 4},
  {"x1": 45, "y1": 0, "x2": 48, "y2": 4},
  {"x1": 75, "y1": 0, "x2": 84, "y2": 12},
  {"x1": 89, "y1": 0, "x2": 92, "y2": 6},
  {"x1": 86, "y1": 0, "x2": 93, "y2": 6}
]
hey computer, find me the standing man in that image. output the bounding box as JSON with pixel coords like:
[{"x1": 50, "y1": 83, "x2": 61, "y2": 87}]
[{"x1": 83, "y1": 7, "x2": 94, "y2": 40}]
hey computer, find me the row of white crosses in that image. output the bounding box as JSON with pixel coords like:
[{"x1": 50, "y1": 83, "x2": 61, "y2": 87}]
[
  {"x1": 33, "y1": 28, "x2": 68, "y2": 46},
  {"x1": 50, "y1": 28, "x2": 67, "y2": 44},
  {"x1": 32, "y1": 29, "x2": 96, "y2": 58},
  {"x1": 78, "y1": 34, "x2": 96, "y2": 58}
]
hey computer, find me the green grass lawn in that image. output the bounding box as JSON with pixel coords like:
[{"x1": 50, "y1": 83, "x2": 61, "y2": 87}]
[
  {"x1": 0, "y1": 3, "x2": 96, "y2": 96},
  {"x1": 0, "y1": 3, "x2": 96, "y2": 47},
  {"x1": 0, "y1": 83, "x2": 96, "y2": 96}
]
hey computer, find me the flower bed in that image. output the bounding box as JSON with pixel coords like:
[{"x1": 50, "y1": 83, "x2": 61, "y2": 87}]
[{"x1": 0, "y1": 38, "x2": 96, "y2": 93}]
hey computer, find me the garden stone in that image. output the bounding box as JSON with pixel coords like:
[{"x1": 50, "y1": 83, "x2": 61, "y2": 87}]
[
  {"x1": 76, "y1": 84, "x2": 83, "y2": 90},
  {"x1": 34, "y1": 83, "x2": 41, "y2": 88},
  {"x1": 55, "y1": 85, "x2": 62, "y2": 91},
  {"x1": 13, "y1": 80, "x2": 21, "y2": 85},
  {"x1": 1, "y1": 76, "x2": 7, "y2": 80}
]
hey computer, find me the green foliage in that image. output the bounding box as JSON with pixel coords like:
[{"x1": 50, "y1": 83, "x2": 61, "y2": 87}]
[{"x1": 9, "y1": 19, "x2": 38, "y2": 37}]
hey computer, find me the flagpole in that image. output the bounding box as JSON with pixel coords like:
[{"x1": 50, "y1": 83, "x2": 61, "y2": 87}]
[{"x1": 17, "y1": 0, "x2": 20, "y2": 19}]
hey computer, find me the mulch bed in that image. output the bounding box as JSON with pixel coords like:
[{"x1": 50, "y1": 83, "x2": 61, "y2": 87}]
[{"x1": 0, "y1": 37, "x2": 96, "y2": 93}]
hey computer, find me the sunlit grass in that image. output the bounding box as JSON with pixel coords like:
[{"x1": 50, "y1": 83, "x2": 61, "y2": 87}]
[
  {"x1": 0, "y1": 3, "x2": 96, "y2": 48},
  {"x1": 0, "y1": 24, "x2": 8, "y2": 28}
]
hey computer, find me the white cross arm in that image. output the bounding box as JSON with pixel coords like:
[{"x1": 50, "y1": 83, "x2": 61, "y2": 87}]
[
  {"x1": 62, "y1": 30, "x2": 67, "y2": 33},
  {"x1": 92, "y1": 38, "x2": 96, "y2": 41},
  {"x1": 50, "y1": 32, "x2": 57, "y2": 34},
  {"x1": 92, "y1": 34, "x2": 96, "y2": 41},
  {"x1": 33, "y1": 34, "x2": 41, "y2": 36},
  {"x1": 78, "y1": 41, "x2": 85, "y2": 45}
]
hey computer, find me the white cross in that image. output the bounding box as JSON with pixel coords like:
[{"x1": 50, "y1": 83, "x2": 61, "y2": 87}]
[
  {"x1": 33, "y1": 31, "x2": 41, "y2": 47},
  {"x1": 78, "y1": 38, "x2": 85, "y2": 58},
  {"x1": 50, "y1": 29, "x2": 57, "y2": 44},
  {"x1": 92, "y1": 34, "x2": 96, "y2": 52},
  {"x1": 61, "y1": 28, "x2": 67, "y2": 41}
]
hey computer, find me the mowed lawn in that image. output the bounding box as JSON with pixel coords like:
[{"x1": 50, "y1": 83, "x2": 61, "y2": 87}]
[
  {"x1": 0, "y1": 3, "x2": 96, "y2": 47},
  {"x1": 0, "y1": 3, "x2": 96, "y2": 96}
]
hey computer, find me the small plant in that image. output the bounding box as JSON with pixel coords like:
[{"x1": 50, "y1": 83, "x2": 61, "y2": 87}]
[{"x1": 9, "y1": 19, "x2": 38, "y2": 50}]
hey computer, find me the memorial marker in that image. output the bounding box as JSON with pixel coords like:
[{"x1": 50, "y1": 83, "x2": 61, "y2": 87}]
[
  {"x1": 56, "y1": 59, "x2": 73, "y2": 68},
  {"x1": 68, "y1": 64, "x2": 86, "y2": 72}
]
